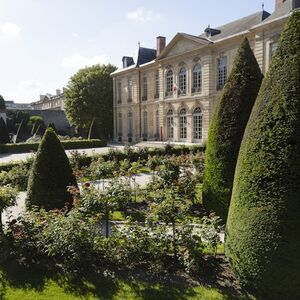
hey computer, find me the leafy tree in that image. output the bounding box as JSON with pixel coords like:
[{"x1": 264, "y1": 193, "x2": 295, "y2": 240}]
[
  {"x1": 0, "y1": 117, "x2": 10, "y2": 143},
  {"x1": 202, "y1": 38, "x2": 263, "y2": 222},
  {"x1": 226, "y1": 12, "x2": 300, "y2": 299},
  {"x1": 0, "y1": 95, "x2": 5, "y2": 110},
  {"x1": 28, "y1": 115, "x2": 44, "y2": 135},
  {"x1": 26, "y1": 128, "x2": 77, "y2": 210},
  {"x1": 64, "y1": 64, "x2": 117, "y2": 139}
]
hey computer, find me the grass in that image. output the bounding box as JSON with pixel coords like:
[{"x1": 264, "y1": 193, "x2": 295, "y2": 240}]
[{"x1": 0, "y1": 258, "x2": 252, "y2": 300}]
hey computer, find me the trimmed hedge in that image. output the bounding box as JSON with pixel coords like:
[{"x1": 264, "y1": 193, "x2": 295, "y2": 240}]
[
  {"x1": 202, "y1": 37, "x2": 263, "y2": 222},
  {"x1": 0, "y1": 139, "x2": 107, "y2": 154},
  {"x1": 26, "y1": 128, "x2": 78, "y2": 210},
  {"x1": 226, "y1": 12, "x2": 300, "y2": 299}
]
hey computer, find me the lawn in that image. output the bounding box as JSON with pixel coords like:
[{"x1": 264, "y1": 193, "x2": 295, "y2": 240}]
[{"x1": 0, "y1": 260, "x2": 251, "y2": 300}]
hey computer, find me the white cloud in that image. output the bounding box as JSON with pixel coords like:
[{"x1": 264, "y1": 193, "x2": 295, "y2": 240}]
[
  {"x1": 126, "y1": 8, "x2": 161, "y2": 23},
  {"x1": 18, "y1": 80, "x2": 41, "y2": 90},
  {"x1": 61, "y1": 54, "x2": 108, "y2": 69},
  {"x1": 0, "y1": 22, "x2": 20, "y2": 38},
  {"x1": 71, "y1": 32, "x2": 79, "y2": 38}
]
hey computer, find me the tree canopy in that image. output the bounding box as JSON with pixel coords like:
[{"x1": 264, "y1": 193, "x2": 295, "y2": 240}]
[
  {"x1": 64, "y1": 64, "x2": 117, "y2": 139},
  {"x1": 0, "y1": 94, "x2": 6, "y2": 110},
  {"x1": 202, "y1": 37, "x2": 263, "y2": 222},
  {"x1": 226, "y1": 12, "x2": 300, "y2": 299}
]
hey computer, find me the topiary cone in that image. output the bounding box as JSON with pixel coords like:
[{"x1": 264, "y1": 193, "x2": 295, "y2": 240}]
[
  {"x1": 26, "y1": 127, "x2": 77, "y2": 210},
  {"x1": 226, "y1": 11, "x2": 300, "y2": 299},
  {"x1": 202, "y1": 37, "x2": 263, "y2": 222}
]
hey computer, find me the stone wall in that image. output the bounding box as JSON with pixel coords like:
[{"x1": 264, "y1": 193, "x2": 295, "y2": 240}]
[{"x1": 22, "y1": 109, "x2": 72, "y2": 135}]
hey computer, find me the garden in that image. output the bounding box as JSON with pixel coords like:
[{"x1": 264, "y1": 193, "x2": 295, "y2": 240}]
[{"x1": 0, "y1": 11, "x2": 299, "y2": 300}]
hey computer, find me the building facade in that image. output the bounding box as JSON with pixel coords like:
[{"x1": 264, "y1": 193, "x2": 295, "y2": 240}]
[
  {"x1": 31, "y1": 89, "x2": 65, "y2": 110},
  {"x1": 111, "y1": 0, "x2": 299, "y2": 144}
]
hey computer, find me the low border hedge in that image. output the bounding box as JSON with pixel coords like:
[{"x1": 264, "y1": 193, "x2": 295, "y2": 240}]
[{"x1": 0, "y1": 139, "x2": 107, "y2": 154}]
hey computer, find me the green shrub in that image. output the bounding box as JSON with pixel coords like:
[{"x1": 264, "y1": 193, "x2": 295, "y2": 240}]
[
  {"x1": 202, "y1": 38, "x2": 263, "y2": 222},
  {"x1": 226, "y1": 12, "x2": 300, "y2": 299},
  {"x1": 0, "y1": 117, "x2": 10, "y2": 144},
  {"x1": 26, "y1": 128, "x2": 78, "y2": 210},
  {"x1": 0, "y1": 139, "x2": 106, "y2": 153},
  {"x1": 0, "y1": 164, "x2": 30, "y2": 191}
]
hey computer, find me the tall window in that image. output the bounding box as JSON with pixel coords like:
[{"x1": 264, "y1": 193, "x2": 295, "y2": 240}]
[
  {"x1": 217, "y1": 57, "x2": 227, "y2": 90},
  {"x1": 117, "y1": 112, "x2": 123, "y2": 136},
  {"x1": 166, "y1": 69, "x2": 173, "y2": 96},
  {"x1": 179, "y1": 108, "x2": 187, "y2": 140},
  {"x1": 128, "y1": 79, "x2": 133, "y2": 102},
  {"x1": 155, "y1": 71, "x2": 160, "y2": 98},
  {"x1": 128, "y1": 112, "x2": 133, "y2": 136},
  {"x1": 117, "y1": 81, "x2": 122, "y2": 103},
  {"x1": 142, "y1": 77, "x2": 147, "y2": 101},
  {"x1": 192, "y1": 64, "x2": 202, "y2": 93},
  {"x1": 270, "y1": 42, "x2": 278, "y2": 61},
  {"x1": 156, "y1": 110, "x2": 160, "y2": 137},
  {"x1": 167, "y1": 109, "x2": 174, "y2": 139},
  {"x1": 178, "y1": 67, "x2": 187, "y2": 96},
  {"x1": 143, "y1": 111, "x2": 148, "y2": 137},
  {"x1": 193, "y1": 107, "x2": 202, "y2": 141}
]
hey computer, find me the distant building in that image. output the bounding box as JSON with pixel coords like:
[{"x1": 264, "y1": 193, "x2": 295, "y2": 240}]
[
  {"x1": 5, "y1": 101, "x2": 33, "y2": 110},
  {"x1": 31, "y1": 89, "x2": 65, "y2": 110},
  {"x1": 111, "y1": 0, "x2": 300, "y2": 143}
]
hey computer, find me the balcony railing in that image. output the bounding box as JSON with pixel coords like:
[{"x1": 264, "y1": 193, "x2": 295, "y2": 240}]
[{"x1": 192, "y1": 87, "x2": 202, "y2": 94}]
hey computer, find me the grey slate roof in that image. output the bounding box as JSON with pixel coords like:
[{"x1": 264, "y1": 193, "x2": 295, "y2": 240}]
[
  {"x1": 136, "y1": 47, "x2": 157, "y2": 66},
  {"x1": 199, "y1": 10, "x2": 270, "y2": 41},
  {"x1": 262, "y1": 0, "x2": 294, "y2": 23}
]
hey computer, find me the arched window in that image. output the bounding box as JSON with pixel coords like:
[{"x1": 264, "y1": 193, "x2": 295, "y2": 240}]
[
  {"x1": 178, "y1": 67, "x2": 187, "y2": 95},
  {"x1": 166, "y1": 69, "x2": 173, "y2": 96},
  {"x1": 193, "y1": 107, "x2": 202, "y2": 142},
  {"x1": 143, "y1": 111, "x2": 148, "y2": 137},
  {"x1": 217, "y1": 57, "x2": 227, "y2": 90},
  {"x1": 128, "y1": 112, "x2": 133, "y2": 136},
  {"x1": 192, "y1": 64, "x2": 202, "y2": 93},
  {"x1": 118, "y1": 112, "x2": 123, "y2": 136},
  {"x1": 167, "y1": 109, "x2": 174, "y2": 139},
  {"x1": 179, "y1": 108, "x2": 187, "y2": 140}
]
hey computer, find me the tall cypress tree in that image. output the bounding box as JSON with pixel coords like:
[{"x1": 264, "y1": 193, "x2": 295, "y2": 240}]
[
  {"x1": 0, "y1": 117, "x2": 10, "y2": 144},
  {"x1": 226, "y1": 12, "x2": 300, "y2": 299},
  {"x1": 202, "y1": 37, "x2": 263, "y2": 222},
  {"x1": 26, "y1": 128, "x2": 77, "y2": 210}
]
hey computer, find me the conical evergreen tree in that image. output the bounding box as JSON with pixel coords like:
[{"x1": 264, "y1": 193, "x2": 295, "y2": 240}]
[
  {"x1": 226, "y1": 12, "x2": 300, "y2": 299},
  {"x1": 202, "y1": 37, "x2": 263, "y2": 222},
  {"x1": 0, "y1": 117, "x2": 10, "y2": 144},
  {"x1": 26, "y1": 127, "x2": 77, "y2": 210}
]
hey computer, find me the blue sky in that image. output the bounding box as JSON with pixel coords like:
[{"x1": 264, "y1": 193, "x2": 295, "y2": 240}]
[{"x1": 0, "y1": 0, "x2": 275, "y2": 103}]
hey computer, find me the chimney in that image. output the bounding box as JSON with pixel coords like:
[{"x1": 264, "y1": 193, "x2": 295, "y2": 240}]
[
  {"x1": 56, "y1": 89, "x2": 61, "y2": 96},
  {"x1": 156, "y1": 36, "x2": 166, "y2": 57},
  {"x1": 122, "y1": 56, "x2": 135, "y2": 68},
  {"x1": 275, "y1": 0, "x2": 286, "y2": 10}
]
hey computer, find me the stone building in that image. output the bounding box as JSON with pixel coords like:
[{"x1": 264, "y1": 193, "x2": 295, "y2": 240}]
[
  {"x1": 111, "y1": 0, "x2": 299, "y2": 144},
  {"x1": 31, "y1": 89, "x2": 65, "y2": 111}
]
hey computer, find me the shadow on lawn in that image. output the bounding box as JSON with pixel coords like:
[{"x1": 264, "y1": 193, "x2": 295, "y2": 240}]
[{"x1": 0, "y1": 256, "x2": 250, "y2": 300}]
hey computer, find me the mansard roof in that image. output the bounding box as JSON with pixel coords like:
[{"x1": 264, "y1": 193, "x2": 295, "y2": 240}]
[
  {"x1": 199, "y1": 10, "x2": 270, "y2": 41},
  {"x1": 136, "y1": 47, "x2": 157, "y2": 66},
  {"x1": 262, "y1": 0, "x2": 296, "y2": 23}
]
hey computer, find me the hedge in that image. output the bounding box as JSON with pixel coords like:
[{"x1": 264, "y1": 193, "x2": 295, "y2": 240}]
[
  {"x1": 0, "y1": 139, "x2": 107, "y2": 154},
  {"x1": 225, "y1": 12, "x2": 300, "y2": 299},
  {"x1": 202, "y1": 37, "x2": 263, "y2": 222}
]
